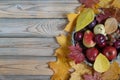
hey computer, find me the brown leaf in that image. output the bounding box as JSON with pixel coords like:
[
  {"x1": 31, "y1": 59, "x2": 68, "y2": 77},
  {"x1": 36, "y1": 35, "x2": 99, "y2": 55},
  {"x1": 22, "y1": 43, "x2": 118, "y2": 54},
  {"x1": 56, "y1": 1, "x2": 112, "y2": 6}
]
[
  {"x1": 98, "y1": 0, "x2": 112, "y2": 8},
  {"x1": 103, "y1": 8, "x2": 120, "y2": 23}
]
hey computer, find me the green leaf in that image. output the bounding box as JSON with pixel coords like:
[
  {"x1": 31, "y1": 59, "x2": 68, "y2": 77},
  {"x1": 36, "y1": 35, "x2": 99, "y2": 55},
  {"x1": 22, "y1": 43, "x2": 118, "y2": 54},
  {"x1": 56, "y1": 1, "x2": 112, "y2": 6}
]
[{"x1": 75, "y1": 8, "x2": 95, "y2": 32}]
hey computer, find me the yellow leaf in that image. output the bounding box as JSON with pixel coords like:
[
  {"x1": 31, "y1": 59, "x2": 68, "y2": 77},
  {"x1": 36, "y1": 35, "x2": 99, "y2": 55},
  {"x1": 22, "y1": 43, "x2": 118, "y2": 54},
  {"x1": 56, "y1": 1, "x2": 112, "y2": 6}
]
[
  {"x1": 69, "y1": 62, "x2": 92, "y2": 80},
  {"x1": 93, "y1": 53, "x2": 110, "y2": 73},
  {"x1": 64, "y1": 13, "x2": 79, "y2": 33},
  {"x1": 49, "y1": 54, "x2": 70, "y2": 80},
  {"x1": 98, "y1": 0, "x2": 112, "y2": 8},
  {"x1": 111, "y1": 0, "x2": 120, "y2": 8},
  {"x1": 101, "y1": 61, "x2": 120, "y2": 80},
  {"x1": 56, "y1": 34, "x2": 71, "y2": 48},
  {"x1": 49, "y1": 34, "x2": 72, "y2": 80},
  {"x1": 76, "y1": 8, "x2": 94, "y2": 32}
]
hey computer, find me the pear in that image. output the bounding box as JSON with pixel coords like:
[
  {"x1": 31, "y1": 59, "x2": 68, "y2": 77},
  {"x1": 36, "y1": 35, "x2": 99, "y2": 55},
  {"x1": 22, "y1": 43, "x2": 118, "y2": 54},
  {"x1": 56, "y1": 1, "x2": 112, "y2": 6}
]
[{"x1": 94, "y1": 24, "x2": 106, "y2": 35}]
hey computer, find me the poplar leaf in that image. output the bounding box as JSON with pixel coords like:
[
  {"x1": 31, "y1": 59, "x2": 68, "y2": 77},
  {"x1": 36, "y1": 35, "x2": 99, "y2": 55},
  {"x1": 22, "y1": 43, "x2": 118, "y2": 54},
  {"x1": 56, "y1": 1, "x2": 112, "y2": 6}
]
[{"x1": 93, "y1": 53, "x2": 110, "y2": 73}]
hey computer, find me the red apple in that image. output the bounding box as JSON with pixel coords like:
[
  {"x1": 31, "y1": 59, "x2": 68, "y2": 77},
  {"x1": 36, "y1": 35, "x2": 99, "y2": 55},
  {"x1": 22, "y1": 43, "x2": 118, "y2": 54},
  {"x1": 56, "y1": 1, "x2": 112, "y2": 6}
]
[
  {"x1": 103, "y1": 46, "x2": 117, "y2": 60},
  {"x1": 86, "y1": 48, "x2": 99, "y2": 62}
]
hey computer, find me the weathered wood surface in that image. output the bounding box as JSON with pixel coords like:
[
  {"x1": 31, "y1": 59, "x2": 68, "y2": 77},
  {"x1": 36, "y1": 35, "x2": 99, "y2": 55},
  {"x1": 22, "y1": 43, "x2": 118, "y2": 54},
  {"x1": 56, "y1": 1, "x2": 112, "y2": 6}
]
[
  {"x1": 0, "y1": 19, "x2": 66, "y2": 37},
  {"x1": 0, "y1": 75, "x2": 50, "y2": 80},
  {"x1": 0, "y1": 56, "x2": 56, "y2": 75},
  {"x1": 0, "y1": 0, "x2": 79, "y2": 80},
  {"x1": 0, "y1": 38, "x2": 58, "y2": 56},
  {"x1": 0, "y1": 0, "x2": 80, "y2": 18}
]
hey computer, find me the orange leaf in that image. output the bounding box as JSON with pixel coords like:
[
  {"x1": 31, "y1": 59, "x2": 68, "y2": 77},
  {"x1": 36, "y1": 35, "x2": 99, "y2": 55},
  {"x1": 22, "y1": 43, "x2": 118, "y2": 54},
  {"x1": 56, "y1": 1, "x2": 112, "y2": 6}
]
[
  {"x1": 98, "y1": 0, "x2": 112, "y2": 8},
  {"x1": 69, "y1": 62, "x2": 92, "y2": 80},
  {"x1": 101, "y1": 61, "x2": 120, "y2": 80},
  {"x1": 64, "y1": 13, "x2": 78, "y2": 33},
  {"x1": 49, "y1": 54, "x2": 71, "y2": 80},
  {"x1": 49, "y1": 34, "x2": 72, "y2": 80},
  {"x1": 111, "y1": 0, "x2": 120, "y2": 8},
  {"x1": 56, "y1": 34, "x2": 71, "y2": 48}
]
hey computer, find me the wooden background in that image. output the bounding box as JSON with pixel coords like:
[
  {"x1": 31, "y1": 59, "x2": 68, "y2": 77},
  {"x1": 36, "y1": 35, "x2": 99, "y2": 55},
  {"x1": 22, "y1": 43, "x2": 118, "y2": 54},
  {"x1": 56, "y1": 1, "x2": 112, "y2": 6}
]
[{"x1": 0, "y1": 0, "x2": 80, "y2": 80}]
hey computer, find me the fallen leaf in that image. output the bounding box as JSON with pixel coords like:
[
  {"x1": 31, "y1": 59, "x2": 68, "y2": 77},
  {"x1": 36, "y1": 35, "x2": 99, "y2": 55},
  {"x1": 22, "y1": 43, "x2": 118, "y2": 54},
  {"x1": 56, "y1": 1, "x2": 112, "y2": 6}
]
[
  {"x1": 69, "y1": 61, "x2": 92, "y2": 80},
  {"x1": 79, "y1": 0, "x2": 99, "y2": 8},
  {"x1": 76, "y1": 8, "x2": 95, "y2": 32},
  {"x1": 49, "y1": 34, "x2": 72, "y2": 80},
  {"x1": 103, "y1": 8, "x2": 120, "y2": 23},
  {"x1": 64, "y1": 13, "x2": 78, "y2": 33},
  {"x1": 98, "y1": 0, "x2": 112, "y2": 8},
  {"x1": 101, "y1": 61, "x2": 120, "y2": 80},
  {"x1": 56, "y1": 34, "x2": 71, "y2": 48},
  {"x1": 96, "y1": 13, "x2": 110, "y2": 23},
  {"x1": 93, "y1": 53, "x2": 110, "y2": 73},
  {"x1": 68, "y1": 44, "x2": 85, "y2": 64},
  {"x1": 111, "y1": 0, "x2": 120, "y2": 8},
  {"x1": 83, "y1": 71, "x2": 102, "y2": 80},
  {"x1": 49, "y1": 54, "x2": 71, "y2": 80}
]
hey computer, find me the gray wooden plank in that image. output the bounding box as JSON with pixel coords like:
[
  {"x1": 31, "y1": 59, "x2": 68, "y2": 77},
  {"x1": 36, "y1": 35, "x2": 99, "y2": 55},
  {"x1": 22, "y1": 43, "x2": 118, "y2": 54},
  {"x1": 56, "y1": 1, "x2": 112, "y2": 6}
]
[
  {"x1": 0, "y1": 75, "x2": 50, "y2": 80},
  {"x1": 0, "y1": 19, "x2": 66, "y2": 37},
  {"x1": 0, "y1": 38, "x2": 58, "y2": 56},
  {"x1": 0, "y1": 0, "x2": 80, "y2": 18},
  {"x1": 0, "y1": 56, "x2": 56, "y2": 75}
]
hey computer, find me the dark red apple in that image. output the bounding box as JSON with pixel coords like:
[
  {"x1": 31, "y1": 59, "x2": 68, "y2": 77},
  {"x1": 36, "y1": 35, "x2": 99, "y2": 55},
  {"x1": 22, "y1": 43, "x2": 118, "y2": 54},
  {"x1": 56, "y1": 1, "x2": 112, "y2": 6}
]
[
  {"x1": 103, "y1": 46, "x2": 117, "y2": 60},
  {"x1": 86, "y1": 48, "x2": 99, "y2": 62}
]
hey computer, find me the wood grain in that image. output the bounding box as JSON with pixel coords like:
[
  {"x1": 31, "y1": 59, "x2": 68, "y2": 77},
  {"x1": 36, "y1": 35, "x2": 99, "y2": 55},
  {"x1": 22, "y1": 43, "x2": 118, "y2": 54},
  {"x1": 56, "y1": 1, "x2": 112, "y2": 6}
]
[
  {"x1": 0, "y1": 0, "x2": 80, "y2": 18},
  {"x1": 0, "y1": 56, "x2": 56, "y2": 75},
  {"x1": 0, "y1": 19, "x2": 66, "y2": 37},
  {"x1": 0, "y1": 75, "x2": 50, "y2": 80},
  {"x1": 0, "y1": 0, "x2": 80, "y2": 79},
  {"x1": 0, "y1": 38, "x2": 58, "y2": 56}
]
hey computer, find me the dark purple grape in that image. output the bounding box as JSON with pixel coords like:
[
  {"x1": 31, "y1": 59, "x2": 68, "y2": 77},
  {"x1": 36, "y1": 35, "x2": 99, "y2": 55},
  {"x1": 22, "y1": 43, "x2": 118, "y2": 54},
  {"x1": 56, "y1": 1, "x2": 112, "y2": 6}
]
[
  {"x1": 88, "y1": 19, "x2": 97, "y2": 29},
  {"x1": 94, "y1": 34, "x2": 106, "y2": 47},
  {"x1": 98, "y1": 42, "x2": 106, "y2": 47},
  {"x1": 74, "y1": 31, "x2": 83, "y2": 41},
  {"x1": 114, "y1": 40, "x2": 120, "y2": 49},
  {"x1": 95, "y1": 34, "x2": 106, "y2": 43}
]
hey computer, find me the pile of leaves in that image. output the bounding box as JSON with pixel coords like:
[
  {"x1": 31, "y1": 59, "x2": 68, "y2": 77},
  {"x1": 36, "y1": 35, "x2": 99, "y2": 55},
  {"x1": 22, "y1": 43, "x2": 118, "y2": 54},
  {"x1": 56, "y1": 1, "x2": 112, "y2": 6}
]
[{"x1": 49, "y1": 0, "x2": 120, "y2": 80}]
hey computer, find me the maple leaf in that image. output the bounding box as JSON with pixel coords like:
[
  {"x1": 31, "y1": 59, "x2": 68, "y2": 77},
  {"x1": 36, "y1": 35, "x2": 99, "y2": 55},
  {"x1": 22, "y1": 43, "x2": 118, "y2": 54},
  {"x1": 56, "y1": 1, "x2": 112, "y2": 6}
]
[
  {"x1": 56, "y1": 34, "x2": 71, "y2": 48},
  {"x1": 111, "y1": 0, "x2": 120, "y2": 8},
  {"x1": 101, "y1": 61, "x2": 120, "y2": 80},
  {"x1": 49, "y1": 34, "x2": 72, "y2": 80},
  {"x1": 103, "y1": 8, "x2": 120, "y2": 23},
  {"x1": 68, "y1": 44, "x2": 85, "y2": 64},
  {"x1": 79, "y1": 0, "x2": 99, "y2": 8},
  {"x1": 98, "y1": 0, "x2": 112, "y2": 8},
  {"x1": 49, "y1": 54, "x2": 71, "y2": 80},
  {"x1": 69, "y1": 62, "x2": 92, "y2": 80},
  {"x1": 83, "y1": 71, "x2": 102, "y2": 80},
  {"x1": 64, "y1": 13, "x2": 78, "y2": 33}
]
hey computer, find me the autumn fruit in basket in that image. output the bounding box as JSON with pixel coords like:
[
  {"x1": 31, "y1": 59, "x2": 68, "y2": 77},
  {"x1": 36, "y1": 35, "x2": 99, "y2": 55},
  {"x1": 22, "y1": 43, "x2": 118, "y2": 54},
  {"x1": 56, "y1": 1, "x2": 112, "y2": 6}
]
[{"x1": 49, "y1": 0, "x2": 120, "y2": 80}]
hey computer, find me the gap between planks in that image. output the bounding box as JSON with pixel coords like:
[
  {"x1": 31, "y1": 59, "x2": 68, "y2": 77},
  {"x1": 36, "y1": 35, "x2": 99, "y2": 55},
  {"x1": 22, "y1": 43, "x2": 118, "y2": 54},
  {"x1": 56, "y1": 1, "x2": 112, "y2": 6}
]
[
  {"x1": 0, "y1": 56, "x2": 56, "y2": 76},
  {"x1": 0, "y1": 38, "x2": 59, "y2": 56},
  {"x1": 0, "y1": 0, "x2": 80, "y2": 18},
  {"x1": 0, "y1": 75, "x2": 51, "y2": 80},
  {"x1": 0, "y1": 19, "x2": 67, "y2": 38}
]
